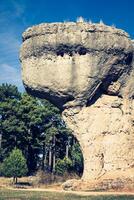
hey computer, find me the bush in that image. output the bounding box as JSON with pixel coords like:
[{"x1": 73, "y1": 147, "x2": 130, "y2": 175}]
[
  {"x1": 34, "y1": 169, "x2": 79, "y2": 186},
  {"x1": 2, "y1": 148, "x2": 28, "y2": 184},
  {"x1": 34, "y1": 170, "x2": 55, "y2": 185},
  {"x1": 55, "y1": 157, "x2": 73, "y2": 175}
]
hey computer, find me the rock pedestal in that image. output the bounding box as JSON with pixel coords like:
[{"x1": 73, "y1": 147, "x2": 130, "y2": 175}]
[{"x1": 20, "y1": 22, "x2": 134, "y2": 190}]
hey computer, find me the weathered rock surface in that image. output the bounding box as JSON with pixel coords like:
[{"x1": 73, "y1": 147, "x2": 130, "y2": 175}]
[{"x1": 20, "y1": 22, "x2": 134, "y2": 191}]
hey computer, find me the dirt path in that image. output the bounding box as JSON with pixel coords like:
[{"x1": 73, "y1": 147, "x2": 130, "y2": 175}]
[{"x1": 10, "y1": 187, "x2": 134, "y2": 196}]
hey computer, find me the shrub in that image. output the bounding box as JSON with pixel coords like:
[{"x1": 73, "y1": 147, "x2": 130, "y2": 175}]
[
  {"x1": 55, "y1": 157, "x2": 73, "y2": 175},
  {"x1": 2, "y1": 148, "x2": 28, "y2": 184}
]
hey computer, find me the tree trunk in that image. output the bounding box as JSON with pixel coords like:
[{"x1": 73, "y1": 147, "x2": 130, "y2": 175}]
[
  {"x1": 65, "y1": 143, "x2": 69, "y2": 159},
  {"x1": 13, "y1": 176, "x2": 18, "y2": 184},
  {"x1": 48, "y1": 146, "x2": 52, "y2": 172},
  {"x1": 42, "y1": 142, "x2": 45, "y2": 170},
  {"x1": 15, "y1": 177, "x2": 18, "y2": 184},
  {"x1": 13, "y1": 177, "x2": 15, "y2": 184},
  {"x1": 44, "y1": 152, "x2": 47, "y2": 169},
  {"x1": 42, "y1": 143, "x2": 47, "y2": 170},
  {"x1": 52, "y1": 136, "x2": 56, "y2": 173},
  {"x1": 52, "y1": 153, "x2": 56, "y2": 173}
]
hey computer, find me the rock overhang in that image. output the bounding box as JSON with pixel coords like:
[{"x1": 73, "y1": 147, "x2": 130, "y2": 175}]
[
  {"x1": 20, "y1": 21, "x2": 134, "y2": 190},
  {"x1": 20, "y1": 22, "x2": 134, "y2": 110}
]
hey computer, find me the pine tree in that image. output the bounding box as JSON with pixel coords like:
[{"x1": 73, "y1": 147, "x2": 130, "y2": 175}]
[
  {"x1": 2, "y1": 148, "x2": 28, "y2": 184},
  {"x1": 0, "y1": 84, "x2": 84, "y2": 176}
]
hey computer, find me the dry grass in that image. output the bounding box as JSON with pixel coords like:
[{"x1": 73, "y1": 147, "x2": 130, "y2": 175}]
[
  {"x1": 34, "y1": 170, "x2": 80, "y2": 185},
  {"x1": 0, "y1": 174, "x2": 69, "y2": 190},
  {"x1": 0, "y1": 177, "x2": 134, "y2": 199},
  {"x1": 0, "y1": 176, "x2": 33, "y2": 190}
]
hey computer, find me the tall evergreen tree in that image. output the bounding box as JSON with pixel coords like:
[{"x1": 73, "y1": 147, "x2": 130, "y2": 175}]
[
  {"x1": 0, "y1": 84, "x2": 83, "y2": 176},
  {"x1": 2, "y1": 148, "x2": 28, "y2": 184}
]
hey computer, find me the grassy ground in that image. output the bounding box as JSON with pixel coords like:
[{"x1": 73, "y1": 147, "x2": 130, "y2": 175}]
[
  {"x1": 0, "y1": 177, "x2": 134, "y2": 200},
  {"x1": 0, "y1": 189, "x2": 134, "y2": 200}
]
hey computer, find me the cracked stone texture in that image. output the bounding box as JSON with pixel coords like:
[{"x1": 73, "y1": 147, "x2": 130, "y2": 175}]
[{"x1": 20, "y1": 22, "x2": 134, "y2": 190}]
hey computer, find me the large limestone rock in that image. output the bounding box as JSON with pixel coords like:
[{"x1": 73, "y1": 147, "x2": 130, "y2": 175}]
[{"x1": 20, "y1": 22, "x2": 134, "y2": 191}]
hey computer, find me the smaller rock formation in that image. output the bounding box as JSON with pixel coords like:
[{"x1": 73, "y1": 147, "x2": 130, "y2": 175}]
[{"x1": 20, "y1": 22, "x2": 134, "y2": 191}]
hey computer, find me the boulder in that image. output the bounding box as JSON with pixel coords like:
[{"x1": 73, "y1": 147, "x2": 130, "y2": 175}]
[{"x1": 20, "y1": 22, "x2": 134, "y2": 190}]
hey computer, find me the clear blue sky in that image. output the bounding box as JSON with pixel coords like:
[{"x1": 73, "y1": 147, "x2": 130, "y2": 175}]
[{"x1": 0, "y1": 0, "x2": 134, "y2": 91}]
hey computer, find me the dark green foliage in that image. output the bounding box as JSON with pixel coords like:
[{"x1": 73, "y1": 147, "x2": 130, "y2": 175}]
[
  {"x1": 0, "y1": 83, "x2": 83, "y2": 176},
  {"x1": 70, "y1": 142, "x2": 83, "y2": 175},
  {"x1": 55, "y1": 157, "x2": 73, "y2": 175},
  {"x1": 1, "y1": 148, "x2": 28, "y2": 183},
  {"x1": 0, "y1": 83, "x2": 21, "y2": 101}
]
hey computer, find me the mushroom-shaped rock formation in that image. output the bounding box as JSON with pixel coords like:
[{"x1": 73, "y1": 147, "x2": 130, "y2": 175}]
[{"x1": 20, "y1": 22, "x2": 134, "y2": 191}]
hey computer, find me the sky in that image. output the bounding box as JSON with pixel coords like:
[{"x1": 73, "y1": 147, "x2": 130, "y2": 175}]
[{"x1": 0, "y1": 0, "x2": 134, "y2": 92}]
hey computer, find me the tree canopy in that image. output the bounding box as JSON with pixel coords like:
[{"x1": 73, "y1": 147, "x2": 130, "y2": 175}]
[{"x1": 0, "y1": 83, "x2": 83, "y2": 177}]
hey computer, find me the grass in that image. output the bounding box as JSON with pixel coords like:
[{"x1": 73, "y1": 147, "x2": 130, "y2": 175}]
[{"x1": 0, "y1": 189, "x2": 134, "y2": 200}]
